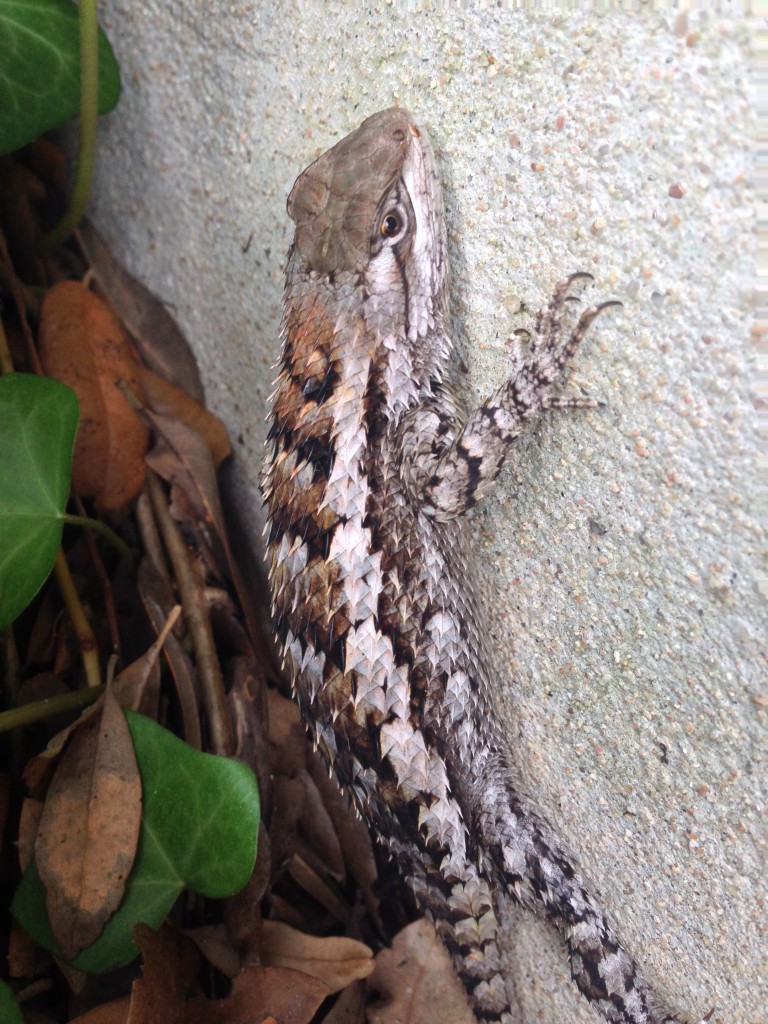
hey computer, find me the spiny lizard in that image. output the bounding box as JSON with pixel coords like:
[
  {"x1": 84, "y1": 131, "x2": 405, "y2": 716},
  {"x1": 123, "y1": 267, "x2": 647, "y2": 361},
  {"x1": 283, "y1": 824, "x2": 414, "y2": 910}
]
[{"x1": 262, "y1": 107, "x2": 707, "y2": 1024}]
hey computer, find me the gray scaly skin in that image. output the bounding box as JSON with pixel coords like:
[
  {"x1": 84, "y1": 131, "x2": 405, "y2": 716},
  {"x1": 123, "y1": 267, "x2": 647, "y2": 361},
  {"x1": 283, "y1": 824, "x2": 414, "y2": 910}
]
[{"x1": 262, "y1": 108, "x2": 706, "y2": 1024}]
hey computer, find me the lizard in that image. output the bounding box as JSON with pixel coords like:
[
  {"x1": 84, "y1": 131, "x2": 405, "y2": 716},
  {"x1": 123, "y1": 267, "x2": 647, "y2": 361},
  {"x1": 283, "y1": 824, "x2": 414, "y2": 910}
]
[{"x1": 262, "y1": 107, "x2": 707, "y2": 1024}]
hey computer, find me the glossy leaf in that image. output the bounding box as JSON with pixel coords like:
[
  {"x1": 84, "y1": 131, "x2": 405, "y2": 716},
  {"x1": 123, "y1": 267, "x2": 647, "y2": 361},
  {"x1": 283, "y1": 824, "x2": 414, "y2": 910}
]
[
  {"x1": 0, "y1": 0, "x2": 121, "y2": 154},
  {"x1": 0, "y1": 981, "x2": 23, "y2": 1024},
  {"x1": 0, "y1": 373, "x2": 78, "y2": 628},
  {"x1": 12, "y1": 711, "x2": 260, "y2": 973}
]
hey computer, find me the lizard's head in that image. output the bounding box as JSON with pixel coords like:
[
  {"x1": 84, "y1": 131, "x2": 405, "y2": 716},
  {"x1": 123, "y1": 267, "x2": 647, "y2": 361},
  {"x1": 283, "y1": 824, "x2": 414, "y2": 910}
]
[{"x1": 287, "y1": 108, "x2": 449, "y2": 345}]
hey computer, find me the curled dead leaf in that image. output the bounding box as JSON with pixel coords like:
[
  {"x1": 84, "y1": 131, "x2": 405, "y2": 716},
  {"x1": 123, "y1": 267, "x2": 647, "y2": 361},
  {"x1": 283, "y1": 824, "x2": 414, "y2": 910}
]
[
  {"x1": 321, "y1": 980, "x2": 366, "y2": 1024},
  {"x1": 22, "y1": 698, "x2": 104, "y2": 801},
  {"x1": 17, "y1": 797, "x2": 44, "y2": 872},
  {"x1": 139, "y1": 364, "x2": 231, "y2": 468},
  {"x1": 38, "y1": 280, "x2": 149, "y2": 513},
  {"x1": 367, "y1": 919, "x2": 475, "y2": 1024},
  {"x1": 129, "y1": 924, "x2": 329, "y2": 1024},
  {"x1": 67, "y1": 997, "x2": 131, "y2": 1024},
  {"x1": 77, "y1": 220, "x2": 205, "y2": 402},
  {"x1": 260, "y1": 920, "x2": 373, "y2": 995},
  {"x1": 127, "y1": 923, "x2": 202, "y2": 1024},
  {"x1": 187, "y1": 965, "x2": 329, "y2": 1024}
]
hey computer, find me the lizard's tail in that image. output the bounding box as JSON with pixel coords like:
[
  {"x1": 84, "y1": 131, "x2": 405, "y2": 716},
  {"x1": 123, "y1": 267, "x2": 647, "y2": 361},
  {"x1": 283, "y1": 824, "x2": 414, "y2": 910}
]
[{"x1": 474, "y1": 770, "x2": 706, "y2": 1024}]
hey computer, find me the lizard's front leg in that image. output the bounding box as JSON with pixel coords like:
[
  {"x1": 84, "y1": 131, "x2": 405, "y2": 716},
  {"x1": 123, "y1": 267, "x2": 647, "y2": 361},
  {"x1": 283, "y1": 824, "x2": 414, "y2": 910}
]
[{"x1": 402, "y1": 274, "x2": 620, "y2": 521}]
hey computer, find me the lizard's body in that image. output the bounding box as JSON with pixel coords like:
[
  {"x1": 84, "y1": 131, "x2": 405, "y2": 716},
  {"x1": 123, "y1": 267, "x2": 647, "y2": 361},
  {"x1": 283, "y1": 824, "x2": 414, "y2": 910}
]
[{"x1": 263, "y1": 108, "x2": 704, "y2": 1024}]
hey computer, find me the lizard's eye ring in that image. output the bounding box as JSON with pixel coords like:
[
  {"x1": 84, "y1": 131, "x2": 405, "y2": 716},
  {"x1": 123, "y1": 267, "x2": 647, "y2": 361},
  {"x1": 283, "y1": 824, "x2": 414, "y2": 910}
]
[{"x1": 380, "y1": 211, "x2": 403, "y2": 238}]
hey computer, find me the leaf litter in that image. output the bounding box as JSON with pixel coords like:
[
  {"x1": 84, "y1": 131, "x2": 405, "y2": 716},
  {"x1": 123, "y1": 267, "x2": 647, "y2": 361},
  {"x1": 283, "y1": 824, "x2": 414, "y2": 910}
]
[{"x1": 0, "y1": 140, "x2": 473, "y2": 1024}]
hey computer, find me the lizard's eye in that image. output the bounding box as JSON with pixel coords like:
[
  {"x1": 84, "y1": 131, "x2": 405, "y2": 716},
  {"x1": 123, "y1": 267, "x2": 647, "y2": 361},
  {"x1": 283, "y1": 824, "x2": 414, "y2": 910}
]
[{"x1": 380, "y1": 210, "x2": 405, "y2": 239}]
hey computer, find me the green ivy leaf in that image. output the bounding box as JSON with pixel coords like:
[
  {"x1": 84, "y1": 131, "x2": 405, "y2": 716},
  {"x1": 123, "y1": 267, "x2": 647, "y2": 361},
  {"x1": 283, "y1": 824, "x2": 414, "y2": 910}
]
[
  {"x1": 0, "y1": 373, "x2": 78, "y2": 629},
  {"x1": 0, "y1": 981, "x2": 23, "y2": 1024},
  {"x1": 0, "y1": 0, "x2": 121, "y2": 155},
  {"x1": 12, "y1": 711, "x2": 261, "y2": 973}
]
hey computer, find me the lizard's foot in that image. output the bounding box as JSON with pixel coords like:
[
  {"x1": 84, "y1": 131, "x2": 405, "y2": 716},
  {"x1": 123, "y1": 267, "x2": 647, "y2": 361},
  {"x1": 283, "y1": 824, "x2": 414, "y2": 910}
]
[{"x1": 527, "y1": 272, "x2": 621, "y2": 411}]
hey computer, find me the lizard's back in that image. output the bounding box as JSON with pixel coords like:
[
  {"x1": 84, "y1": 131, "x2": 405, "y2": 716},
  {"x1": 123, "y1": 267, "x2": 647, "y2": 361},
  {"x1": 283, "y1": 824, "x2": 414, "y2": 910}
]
[{"x1": 263, "y1": 107, "x2": 706, "y2": 1024}]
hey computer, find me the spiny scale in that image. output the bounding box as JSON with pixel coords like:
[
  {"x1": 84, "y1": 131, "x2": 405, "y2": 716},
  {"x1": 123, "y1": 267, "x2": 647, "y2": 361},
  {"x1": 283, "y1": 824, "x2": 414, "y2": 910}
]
[{"x1": 262, "y1": 108, "x2": 705, "y2": 1024}]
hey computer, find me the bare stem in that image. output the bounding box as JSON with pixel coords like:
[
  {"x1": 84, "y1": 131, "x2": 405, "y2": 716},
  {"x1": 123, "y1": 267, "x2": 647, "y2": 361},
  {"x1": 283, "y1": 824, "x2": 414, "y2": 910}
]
[
  {"x1": 53, "y1": 550, "x2": 101, "y2": 688},
  {"x1": 146, "y1": 471, "x2": 234, "y2": 755}
]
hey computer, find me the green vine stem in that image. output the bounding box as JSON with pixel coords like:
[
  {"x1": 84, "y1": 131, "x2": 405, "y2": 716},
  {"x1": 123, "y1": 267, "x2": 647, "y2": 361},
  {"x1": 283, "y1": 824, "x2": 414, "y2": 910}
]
[
  {"x1": 0, "y1": 685, "x2": 104, "y2": 733},
  {"x1": 62, "y1": 513, "x2": 134, "y2": 564},
  {"x1": 40, "y1": 0, "x2": 100, "y2": 250}
]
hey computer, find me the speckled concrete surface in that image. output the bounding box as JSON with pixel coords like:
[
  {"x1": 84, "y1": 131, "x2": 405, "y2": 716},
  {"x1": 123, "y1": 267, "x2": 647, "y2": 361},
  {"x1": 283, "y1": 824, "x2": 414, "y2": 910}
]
[{"x1": 90, "y1": 5, "x2": 762, "y2": 1022}]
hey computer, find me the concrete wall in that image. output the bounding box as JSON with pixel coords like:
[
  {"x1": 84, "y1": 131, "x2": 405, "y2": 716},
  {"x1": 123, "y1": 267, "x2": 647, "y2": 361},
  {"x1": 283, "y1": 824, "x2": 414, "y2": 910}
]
[{"x1": 90, "y1": 5, "x2": 761, "y2": 1022}]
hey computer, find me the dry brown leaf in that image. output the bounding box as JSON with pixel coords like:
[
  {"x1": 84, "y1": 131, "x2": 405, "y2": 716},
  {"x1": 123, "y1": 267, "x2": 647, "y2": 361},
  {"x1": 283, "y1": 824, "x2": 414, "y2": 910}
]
[
  {"x1": 269, "y1": 774, "x2": 309, "y2": 874},
  {"x1": 186, "y1": 965, "x2": 329, "y2": 1024},
  {"x1": 144, "y1": 411, "x2": 227, "y2": 547},
  {"x1": 23, "y1": 137, "x2": 69, "y2": 194},
  {"x1": 322, "y1": 980, "x2": 367, "y2": 1024},
  {"x1": 110, "y1": 649, "x2": 160, "y2": 719},
  {"x1": 136, "y1": 558, "x2": 202, "y2": 749},
  {"x1": 304, "y1": 751, "x2": 378, "y2": 898},
  {"x1": 111, "y1": 604, "x2": 181, "y2": 716},
  {"x1": 293, "y1": 773, "x2": 346, "y2": 881},
  {"x1": 184, "y1": 923, "x2": 241, "y2": 978},
  {"x1": 0, "y1": 157, "x2": 47, "y2": 284},
  {"x1": 260, "y1": 920, "x2": 373, "y2": 995},
  {"x1": 264, "y1": 689, "x2": 372, "y2": 927},
  {"x1": 38, "y1": 280, "x2": 149, "y2": 513},
  {"x1": 0, "y1": 772, "x2": 8, "y2": 842},
  {"x1": 116, "y1": 936, "x2": 326, "y2": 1024},
  {"x1": 228, "y1": 658, "x2": 272, "y2": 810},
  {"x1": 17, "y1": 797, "x2": 44, "y2": 872},
  {"x1": 67, "y1": 998, "x2": 131, "y2": 1024},
  {"x1": 7, "y1": 917, "x2": 50, "y2": 978},
  {"x1": 223, "y1": 671, "x2": 271, "y2": 960},
  {"x1": 366, "y1": 919, "x2": 475, "y2": 1024},
  {"x1": 223, "y1": 833, "x2": 270, "y2": 965},
  {"x1": 139, "y1": 364, "x2": 231, "y2": 467},
  {"x1": 34, "y1": 688, "x2": 142, "y2": 959},
  {"x1": 22, "y1": 699, "x2": 104, "y2": 801},
  {"x1": 126, "y1": 923, "x2": 202, "y2": 1024},
  {"x1": 288, "y1": 855, "x2": 350, "y2": 925},
  {"x1": 77, "y1": 220, "x2": 205, "y2": 402},
  {"x1": 144, "y1": 409, "x2": 266, "y2": 658}
]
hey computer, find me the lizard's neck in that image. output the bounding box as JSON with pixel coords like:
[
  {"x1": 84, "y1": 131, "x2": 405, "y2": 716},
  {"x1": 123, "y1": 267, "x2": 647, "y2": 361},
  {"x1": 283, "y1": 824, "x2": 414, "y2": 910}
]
[{"x1": 283, "y1": 258, "x2": 451, "y2": 424}]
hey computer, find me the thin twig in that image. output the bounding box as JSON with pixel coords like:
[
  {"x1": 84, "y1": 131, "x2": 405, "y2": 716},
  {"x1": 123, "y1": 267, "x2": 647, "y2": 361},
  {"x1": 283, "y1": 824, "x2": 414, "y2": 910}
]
[
  {"x1": 53, "y1": 550, "x2": 101, "y2": 688},
  {"x1": 0, "y1": 226, "x2": 42, "y2": 372},
  {"x1": 146, "y1": 470, "x2": 234, "y2": 755},
  {"x1": 74, "y1": 496, "x2": 121, "y2": 660}
]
